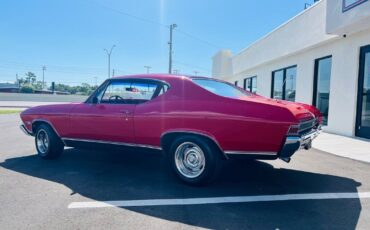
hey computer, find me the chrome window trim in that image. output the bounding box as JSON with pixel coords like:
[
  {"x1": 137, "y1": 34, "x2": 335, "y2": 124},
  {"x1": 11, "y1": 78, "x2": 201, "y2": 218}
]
[
  {"x1": 61, "y1": 137, "x2": 162, "y2": 150},
  {"x1": 85, "y1": 77, "x2": 172, "y2": 104}
]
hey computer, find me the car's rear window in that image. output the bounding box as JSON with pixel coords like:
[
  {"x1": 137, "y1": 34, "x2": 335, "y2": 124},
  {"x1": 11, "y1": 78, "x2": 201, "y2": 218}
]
[{"x1": 193, "y1": 79, "x2": 251, "y2": 99}]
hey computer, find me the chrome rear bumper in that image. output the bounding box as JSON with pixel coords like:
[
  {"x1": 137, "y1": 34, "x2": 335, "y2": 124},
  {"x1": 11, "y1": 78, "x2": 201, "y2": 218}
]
[
  {"x1": 20, "y1": 124, "x2": 33, "y2": 136},
  {"x1": 279, "y1": 127, "x2": 321, "y2": 161}
]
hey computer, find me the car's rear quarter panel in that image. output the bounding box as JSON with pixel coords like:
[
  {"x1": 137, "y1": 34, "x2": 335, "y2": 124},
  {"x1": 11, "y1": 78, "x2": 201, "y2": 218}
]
[{"x1": 134, "y1": 78, "x2": 294, "y2": 153}]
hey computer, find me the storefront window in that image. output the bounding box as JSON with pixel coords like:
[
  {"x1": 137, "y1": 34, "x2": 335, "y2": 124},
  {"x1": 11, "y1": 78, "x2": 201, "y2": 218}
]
[
  {"x1": 272, "y1": 66, "x2": 296, "y2": 101},
  {"x1": 285, "y1": 67, "x2": 296, "y2": 102},
  {"x1": 356, "y1": 45, "x2": 370, "y2": 139},
  {"x1": 343, "y1": 0, "x2": 368, "y2": 12},
  {"x1": 243, "y1": 76, "x2": 257, "y2": 93},
  {"x1": 313, "y1": 56, "x2": 332, "y2": 125},
  {"x1": 361, "y1": 53, "x2": 370, "y2": 127},
  {"x1": 272, "y1": 70, "x2": 284, "y2": 100}
]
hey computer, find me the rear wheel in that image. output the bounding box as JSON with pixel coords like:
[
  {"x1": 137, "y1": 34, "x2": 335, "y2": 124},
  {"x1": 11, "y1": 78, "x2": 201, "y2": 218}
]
[
  {"x1": 169, "y1": 135, "x2": 222, "y2": 185},
  {"x1": 35, "y1": 124, "x2": 64, "y2": 159}
]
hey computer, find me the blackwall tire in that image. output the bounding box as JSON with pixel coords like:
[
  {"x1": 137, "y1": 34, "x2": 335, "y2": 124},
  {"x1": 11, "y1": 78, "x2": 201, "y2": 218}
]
[{"x1": 35, "y1": 124, "x2": 64, "y2": 159}]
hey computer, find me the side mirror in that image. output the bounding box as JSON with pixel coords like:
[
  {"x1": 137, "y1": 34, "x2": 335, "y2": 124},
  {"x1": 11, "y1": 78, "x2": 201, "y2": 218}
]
[{"x1": 92, "y1": 96, "x2": 98, "y2": 104}]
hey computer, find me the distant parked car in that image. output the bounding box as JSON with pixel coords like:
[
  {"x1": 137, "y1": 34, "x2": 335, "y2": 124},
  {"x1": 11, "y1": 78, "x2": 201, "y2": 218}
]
[{"x1": 20, "y1": 74, "x2": 322, "y2": 185}]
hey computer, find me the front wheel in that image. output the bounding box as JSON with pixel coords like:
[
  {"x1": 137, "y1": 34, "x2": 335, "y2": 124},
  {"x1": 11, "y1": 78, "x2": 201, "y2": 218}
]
[
  {"x1": 169, "y1": 136, "x2": 223, "y2": 185},
  {"x1": 35, "y1": 124, "x2": 64, "y2": 159}
]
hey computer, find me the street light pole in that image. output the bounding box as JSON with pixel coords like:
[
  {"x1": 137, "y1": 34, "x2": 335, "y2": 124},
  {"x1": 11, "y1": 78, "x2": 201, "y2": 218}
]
[
  {"x1": 42, "y1": 66, "x2": 46, "y2": 90},
  {"x1": 168, "y1": 24, "x2": 177, "y2": 74},
  {"x1": 144, "y1": 66, "x2": 152, "y2": 74},
  {"x1": 104, "y1": 45, "x2": 116, "y2": 79}
]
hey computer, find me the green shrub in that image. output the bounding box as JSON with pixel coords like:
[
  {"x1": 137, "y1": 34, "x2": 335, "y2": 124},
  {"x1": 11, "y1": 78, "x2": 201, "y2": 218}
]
[{"x1": 20, "y1": 84, "x2": 35, "y2": 94}]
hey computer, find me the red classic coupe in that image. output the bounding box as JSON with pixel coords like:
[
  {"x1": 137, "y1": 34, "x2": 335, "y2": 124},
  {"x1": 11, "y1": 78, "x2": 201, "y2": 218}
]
[{"x1": 20, "y1": 74, "x2": 322, "y2": 185}]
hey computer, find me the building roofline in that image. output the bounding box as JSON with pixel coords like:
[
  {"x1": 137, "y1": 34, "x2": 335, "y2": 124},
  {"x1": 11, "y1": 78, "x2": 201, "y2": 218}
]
[{"x1": 233, "y1": 0, "x2": 325, "y2": 58}]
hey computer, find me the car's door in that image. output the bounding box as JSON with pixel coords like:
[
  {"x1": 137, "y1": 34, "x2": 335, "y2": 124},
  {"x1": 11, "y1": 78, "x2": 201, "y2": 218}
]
[{"x1": 67, "y1": 79, "x2": 159, "y2": 144}]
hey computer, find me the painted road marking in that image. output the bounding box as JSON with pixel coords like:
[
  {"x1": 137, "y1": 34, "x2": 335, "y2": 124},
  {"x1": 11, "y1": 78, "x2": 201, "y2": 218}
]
[{"x1": 68, "y1": 192, "x2": 370, "y2": 209}]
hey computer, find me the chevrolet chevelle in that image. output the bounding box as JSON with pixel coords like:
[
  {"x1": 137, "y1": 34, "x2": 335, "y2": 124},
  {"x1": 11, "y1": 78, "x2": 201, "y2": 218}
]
[{"x1": 20, "y1": 74, "x2": 322, "y2": 185}]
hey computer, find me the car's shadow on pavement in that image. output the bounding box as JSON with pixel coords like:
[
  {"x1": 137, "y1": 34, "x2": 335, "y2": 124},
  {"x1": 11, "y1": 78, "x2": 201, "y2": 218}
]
[{"x1": 0, "y1": 148, "x2": 363, "y2": 230}]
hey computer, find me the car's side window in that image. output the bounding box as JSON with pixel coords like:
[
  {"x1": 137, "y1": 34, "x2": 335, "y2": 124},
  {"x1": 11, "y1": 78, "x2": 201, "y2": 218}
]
[{"x1": 100, "y1": 81, "x2": 159, "y2": 104}]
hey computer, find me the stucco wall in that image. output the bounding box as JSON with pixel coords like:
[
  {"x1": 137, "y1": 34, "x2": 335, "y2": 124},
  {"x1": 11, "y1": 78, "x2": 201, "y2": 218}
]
[
  {"x1": 212, "y1": 50, "x2": 233, "y2": 79},
  {"x1": 212, "y1": 0, "x2": 370, "y2": 137},
  {"x1": 326, "y1": 0, "x2": 370, "y2": 35},
  {"x1": 231, "y1": 0, "x2": 337, "y2": 76},
  {"x1": 228, "y1": 29, "x2": 370, "y2": 137}
]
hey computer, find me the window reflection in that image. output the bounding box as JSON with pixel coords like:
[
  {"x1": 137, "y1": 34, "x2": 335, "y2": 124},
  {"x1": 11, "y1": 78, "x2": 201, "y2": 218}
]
[
  {"x1": 361, "y1": 53, "x2": 370, "y2": 126},
  {"x1": 272, "y1": 66, "x2": 296, "y2": 101},
  {"x1": 285, "y1": 67, "x2": 296, "y2": 102},
  {"x1": 314, "y1": 57, "x2": 332, "y2": 125},
  {"x1": 243, "y1": 76, "x2": 257, "y2": 93},
  {"x1": 272, "y1": 70, "x2": 284, "y2": 100}
]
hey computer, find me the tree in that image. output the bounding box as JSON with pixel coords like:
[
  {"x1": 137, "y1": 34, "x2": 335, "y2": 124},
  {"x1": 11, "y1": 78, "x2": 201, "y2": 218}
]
[
  {"x1": 25, "y1": 72, "x2": 37, "y2": 84},
  {"x1": 46, "y1": 82, "x2": 96, "y2": 95},
  {"x1": 34, "y1": 81, "x2": 44, "y2": 90}
]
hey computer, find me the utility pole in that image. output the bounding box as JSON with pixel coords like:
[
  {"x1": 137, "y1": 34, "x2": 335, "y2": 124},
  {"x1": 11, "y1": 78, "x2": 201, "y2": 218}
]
[
  {"x1": 104, "y1": 45, "x2": 116, "y2": 79},
  {"x1": 112, "y1": 69, "x2": 115, "y2": 77},
  {"x1": 42, "y1": 66, "x2": 46, "y2": 90},
  {"x1": 193, "y1": 71, "x2": 199, "y2": 76},
  {"x1": 173, "y1": 69, "x2": 180, "y2": 75},
  {"x1": 168, "y1": 24, "x2": 177, "y2": 74},
  {"x1": 144, "y1": 66, "x2": 152, "y2": 74}
]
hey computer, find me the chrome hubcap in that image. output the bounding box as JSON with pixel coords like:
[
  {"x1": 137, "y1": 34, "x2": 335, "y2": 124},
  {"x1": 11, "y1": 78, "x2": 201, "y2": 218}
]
[
  {"x1": 36, "y1": 130, "x2": 49, "y2": 154},
  {"x1": 175, "y1": 142, "x2": 205, "y2": 179}
]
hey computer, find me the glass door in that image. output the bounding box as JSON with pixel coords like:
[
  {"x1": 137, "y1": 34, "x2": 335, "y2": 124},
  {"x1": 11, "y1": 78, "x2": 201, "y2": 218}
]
[
  {"x1": 313, "y1": 56, "x2": 332, "y2": 125},
  {"x1": 356, "y1": 45, "x2": 370, "y2": 139}
]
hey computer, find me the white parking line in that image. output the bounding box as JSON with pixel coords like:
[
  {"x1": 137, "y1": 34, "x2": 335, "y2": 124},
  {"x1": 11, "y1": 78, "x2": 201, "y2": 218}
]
[{"x1": 68, "y1": 192, "x2": 370, "y2": 209}]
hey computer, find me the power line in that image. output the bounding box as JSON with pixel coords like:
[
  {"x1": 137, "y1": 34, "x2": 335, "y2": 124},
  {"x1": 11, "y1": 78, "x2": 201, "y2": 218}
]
[
  {"x1": 176, "y1": 29, "x2": 221, "y2": 49},
  {"x1": 173, "y1": 60, "x2": 211, "y2": 73},
  {"x1": 92, "y1": 1, "x2": 221, "y2": 49},
  {"x1": 0, "y1": 65, "x2": 104, "y2": 76},
  {"x1": 0, "y1": 62, "x2": 106, "y2": 74},
  {"x1": 93, "y1": 1, "x2": 168, "y2": 28}
]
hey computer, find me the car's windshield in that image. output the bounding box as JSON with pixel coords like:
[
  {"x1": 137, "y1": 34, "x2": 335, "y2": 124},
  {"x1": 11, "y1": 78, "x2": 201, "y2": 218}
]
[{"x1": 192, "y1": 78, "x2": 251, "y2": 99}]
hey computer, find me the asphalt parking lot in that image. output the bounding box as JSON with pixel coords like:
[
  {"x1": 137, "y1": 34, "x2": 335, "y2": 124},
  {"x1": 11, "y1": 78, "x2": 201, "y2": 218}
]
[{"x1": 1, "y1": 113, "x2": 370, "y2": 230}]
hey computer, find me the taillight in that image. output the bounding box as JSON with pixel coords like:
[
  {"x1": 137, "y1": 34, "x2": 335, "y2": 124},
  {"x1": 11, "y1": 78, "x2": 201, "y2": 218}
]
[{"x1": 287, "y1": 124, "x2": 300, "y2": 135}]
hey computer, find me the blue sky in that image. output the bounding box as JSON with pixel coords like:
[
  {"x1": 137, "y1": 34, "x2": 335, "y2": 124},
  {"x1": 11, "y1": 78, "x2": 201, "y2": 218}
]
[{"x1": 0, "y1": 0, "x2": 312, "y2": 86}]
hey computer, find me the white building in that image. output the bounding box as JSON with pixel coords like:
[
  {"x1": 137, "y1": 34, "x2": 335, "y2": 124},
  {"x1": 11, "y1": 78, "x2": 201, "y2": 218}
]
[{"x1": 212, "y1": 0, "x2": 370, "y2": 139}]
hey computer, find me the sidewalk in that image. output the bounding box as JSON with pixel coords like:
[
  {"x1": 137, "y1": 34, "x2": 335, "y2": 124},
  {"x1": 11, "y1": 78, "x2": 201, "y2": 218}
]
[{"x1": 313, "y1": 132, "x2": 370, "y2": 163}]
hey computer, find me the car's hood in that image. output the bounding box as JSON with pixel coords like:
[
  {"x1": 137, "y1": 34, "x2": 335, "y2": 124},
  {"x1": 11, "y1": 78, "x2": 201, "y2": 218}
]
[{"x1": 21, "y1": 103, "x2": 80, "y2": 115}]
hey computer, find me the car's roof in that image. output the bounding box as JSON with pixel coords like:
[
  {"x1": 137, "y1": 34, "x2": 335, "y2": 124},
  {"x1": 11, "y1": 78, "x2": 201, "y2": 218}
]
[{"x1": 112, "y1": 74, "x2": 212, "y2": 82}]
